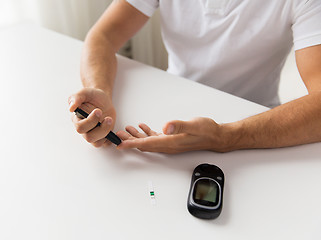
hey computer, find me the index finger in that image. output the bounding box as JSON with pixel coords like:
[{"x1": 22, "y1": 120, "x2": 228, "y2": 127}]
[{"x1": 117, "y1": 134, "x2": 185, "y2": 153}]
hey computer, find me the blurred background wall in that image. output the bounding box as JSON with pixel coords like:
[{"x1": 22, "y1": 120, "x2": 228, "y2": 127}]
[
  {"x1": 0, "y1": 0, "x2": 306, "y2": 104},
  {"x1": 0, "y1": 0, "x2": 168, "y2": 70}
]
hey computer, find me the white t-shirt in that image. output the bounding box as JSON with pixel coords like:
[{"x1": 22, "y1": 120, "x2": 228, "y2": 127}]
[{"x1": 126, "y1": 0, "x2": 321, "y2": 107}]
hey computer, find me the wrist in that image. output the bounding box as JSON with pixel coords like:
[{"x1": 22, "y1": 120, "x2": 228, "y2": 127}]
[
  {"x1": 81, "y1": 74, "x2": 113, "y2": 94},
  {"x1": 90, "y1": 84, "x2": 113, "y2": 98},
  {"x1": 213, "y1": 122, "x2": 246, "y2": 152}
]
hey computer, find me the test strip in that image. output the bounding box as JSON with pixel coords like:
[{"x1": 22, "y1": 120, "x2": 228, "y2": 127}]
[{"x1": 148, "y1": 181, "x2": 156, "y2": 206}]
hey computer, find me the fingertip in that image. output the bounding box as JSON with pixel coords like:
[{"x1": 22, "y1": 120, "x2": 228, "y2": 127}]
[
  {"x1": 139, "y1": 123, "x2": 148, "y2": 131},
  {"x1": 94, "y1": 108, "x2": 102, "y2": 118},
  {"x1": 104, "y1": 116, "x2": 113, "y2": 126},
  {"x1": 116, "y1": 142, "x2": 125, "y2": 150},
  {"x1": 116, "y1": 130, "x2": 124, "y2": 137},
  {"x1": 100, "y1": 117, "x2": 113, "y2": 135},
  {"x1": 163, "y1": 122, "x2": 175, "y2": 135},
  {"x1": 116, "y1": 130, "x2": 131, "y2": 140},
  {"x1": 125, "y1": 125, "x2": 135, "y2": 132}
]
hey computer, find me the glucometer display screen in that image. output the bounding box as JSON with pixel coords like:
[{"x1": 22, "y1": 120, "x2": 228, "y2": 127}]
[{"x1": 193, "y1": 178, "x2": 218, "y2": 206}]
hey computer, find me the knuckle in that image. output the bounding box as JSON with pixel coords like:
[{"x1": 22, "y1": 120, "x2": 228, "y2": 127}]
[
  {"x1": 177, "y1": 122, "x2": 185, "y2": 133},
  {"x1": 190, "y1": 117, "x2": 199, "y2": 123}
]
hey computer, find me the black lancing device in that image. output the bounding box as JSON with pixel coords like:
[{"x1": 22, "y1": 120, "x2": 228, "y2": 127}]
[{"x1": 74, "y1": 107, "x2": 122, "y2": 146}]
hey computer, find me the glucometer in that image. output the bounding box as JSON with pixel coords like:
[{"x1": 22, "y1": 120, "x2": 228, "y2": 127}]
[
  {"x1": 187, "y1": 163, "x2": 224, "y2": 219},
  {"x1": 74, "y1": 108, "x2": 122, "y2": 146}
]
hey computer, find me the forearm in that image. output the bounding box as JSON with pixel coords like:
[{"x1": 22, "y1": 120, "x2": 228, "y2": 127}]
[
  {"x1": 223, "y1": 92, "x2": 321, "y2": 151},
  {"x1": 80, "y1": 29, "x2": 117, "y2": 97}
]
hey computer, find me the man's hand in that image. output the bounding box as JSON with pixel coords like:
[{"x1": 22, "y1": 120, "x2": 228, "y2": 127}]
[
  {"x1": 117, "y1": 118, "x2": 233, "y2": 154},
  {"x1": 68, "y1": 88, "x2": 116, "y2": 147}
]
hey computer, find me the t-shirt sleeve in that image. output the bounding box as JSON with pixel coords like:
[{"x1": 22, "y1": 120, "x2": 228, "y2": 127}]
[
  {"x1": 126, "y1": 0, "x2": 159, "y2": 17},
  {"x1": 292, "y1": 0, "x2": 321, "y2": 50}
]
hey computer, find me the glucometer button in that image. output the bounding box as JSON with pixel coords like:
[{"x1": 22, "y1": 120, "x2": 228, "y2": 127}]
[
  {"x1": 200, "y1": 164, "x2": 210, "y2": 172},
  {"x1": 195, "y1": 172, "x2": 201, "y2": 177}
]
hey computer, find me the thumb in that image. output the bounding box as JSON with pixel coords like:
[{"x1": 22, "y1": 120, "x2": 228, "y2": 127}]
[
  {"x1": 163, "y1": 119, "x2": 200, "y2": 135},
  {"x1": 68, "y1": 88, "x2": 91, "y2": 112}
]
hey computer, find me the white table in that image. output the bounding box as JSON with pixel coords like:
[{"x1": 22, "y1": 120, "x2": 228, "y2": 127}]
[{"x1": 1, "y1": 25, "x2": 320, "y2": 240}]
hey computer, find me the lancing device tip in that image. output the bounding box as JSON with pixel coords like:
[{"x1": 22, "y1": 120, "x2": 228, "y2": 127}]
[{"x1": 74, "y1": 108, "x2": 122, "y2": 146}]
